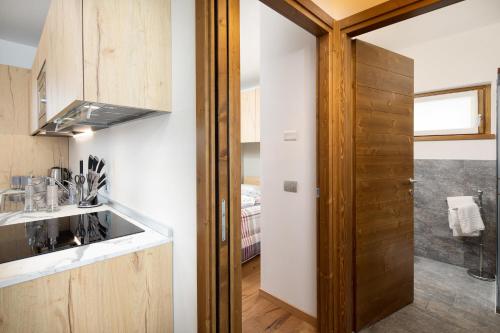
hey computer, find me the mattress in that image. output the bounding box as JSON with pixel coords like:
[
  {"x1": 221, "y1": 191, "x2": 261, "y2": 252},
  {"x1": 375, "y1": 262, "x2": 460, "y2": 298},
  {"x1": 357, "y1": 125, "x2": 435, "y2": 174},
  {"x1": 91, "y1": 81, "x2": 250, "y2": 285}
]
[
  {"x1": 241, "y1": 184, "x2": 261, "y2": 263},
  {"x1": 241, "y1": 204, "x2": 261, "y2": 263}
]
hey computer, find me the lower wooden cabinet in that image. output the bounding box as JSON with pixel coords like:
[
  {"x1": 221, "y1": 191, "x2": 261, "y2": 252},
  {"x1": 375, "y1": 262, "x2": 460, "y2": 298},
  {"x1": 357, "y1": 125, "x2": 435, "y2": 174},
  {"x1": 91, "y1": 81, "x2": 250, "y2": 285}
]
[{"x1": 0, "y1": 243, "x2": 172, "y2": 333}]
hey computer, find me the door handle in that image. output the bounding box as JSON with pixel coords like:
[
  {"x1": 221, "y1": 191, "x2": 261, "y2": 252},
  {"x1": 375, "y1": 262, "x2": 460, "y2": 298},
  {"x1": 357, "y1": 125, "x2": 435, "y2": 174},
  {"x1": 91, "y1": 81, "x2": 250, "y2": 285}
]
[
  {"x1": 409, "y1": 178, "x2": 419, "y2": 184},
  {"x1": 221, "y1": 199, "x2": 226, "y2": 242}
]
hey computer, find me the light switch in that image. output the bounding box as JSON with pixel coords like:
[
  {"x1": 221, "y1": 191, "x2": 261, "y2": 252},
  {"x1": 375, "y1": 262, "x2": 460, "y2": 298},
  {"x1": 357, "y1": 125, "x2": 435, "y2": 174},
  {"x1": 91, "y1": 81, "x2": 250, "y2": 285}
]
[
  {"x1": 283, "y1": 130, "x2": 297, "y2": 141},
  {"x1": 284, "y1": 180, "x2": 298, "y2": 193}
]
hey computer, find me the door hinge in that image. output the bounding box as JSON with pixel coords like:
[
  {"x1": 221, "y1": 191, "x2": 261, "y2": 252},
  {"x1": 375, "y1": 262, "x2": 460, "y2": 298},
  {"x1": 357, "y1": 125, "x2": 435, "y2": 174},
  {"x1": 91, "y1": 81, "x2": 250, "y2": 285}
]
[{"x1": 316, "y1": 187, "x2": 320, "y2": 198}]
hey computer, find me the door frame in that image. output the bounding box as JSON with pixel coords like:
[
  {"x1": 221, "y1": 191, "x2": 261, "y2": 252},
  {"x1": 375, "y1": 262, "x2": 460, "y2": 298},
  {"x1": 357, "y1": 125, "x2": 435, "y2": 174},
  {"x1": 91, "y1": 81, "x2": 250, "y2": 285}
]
[{"x1": 196, "y1": 1, "x2": 463, "y2": 332}]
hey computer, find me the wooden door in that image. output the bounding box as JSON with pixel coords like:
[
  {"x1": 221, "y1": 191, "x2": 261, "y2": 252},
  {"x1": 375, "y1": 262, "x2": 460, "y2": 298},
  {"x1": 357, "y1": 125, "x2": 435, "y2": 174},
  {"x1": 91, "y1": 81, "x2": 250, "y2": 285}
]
[
  {"x1": 216, "y1": 0, "x2": 242, "y2": 331},
  {"x1": 216, "y1": 0, "x2": 230, "y2": 330},
  {"x1": 353, "y1": 40, "x2": 414, "y2": 331}
]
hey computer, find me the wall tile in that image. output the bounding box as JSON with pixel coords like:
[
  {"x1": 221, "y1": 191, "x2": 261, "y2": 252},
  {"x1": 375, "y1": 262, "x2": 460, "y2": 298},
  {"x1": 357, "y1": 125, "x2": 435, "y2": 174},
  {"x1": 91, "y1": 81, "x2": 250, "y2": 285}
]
[{"x1": 414, "y1": 159, "x2": 497, "y2": 272}]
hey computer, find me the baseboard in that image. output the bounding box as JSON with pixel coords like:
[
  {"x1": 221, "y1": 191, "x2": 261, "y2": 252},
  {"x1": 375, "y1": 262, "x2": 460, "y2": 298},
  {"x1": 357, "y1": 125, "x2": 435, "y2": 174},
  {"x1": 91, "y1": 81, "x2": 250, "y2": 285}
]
[{"x1": 258, "y1": 289, "x2": 317, "y2": 327}]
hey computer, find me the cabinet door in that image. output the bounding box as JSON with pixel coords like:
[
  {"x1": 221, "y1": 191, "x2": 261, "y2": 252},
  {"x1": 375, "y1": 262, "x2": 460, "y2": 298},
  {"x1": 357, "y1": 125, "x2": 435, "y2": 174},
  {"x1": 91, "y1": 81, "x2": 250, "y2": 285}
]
[
  {"x1": 45, "y1": 0, "x2": 83, "y2": 122},
  {"x1": 30, "y1": 57, "x2": 40, "y2": 134},
  {"x1": 241, "y1": 89, "x2": 256, "y2": 143},
  {"x1": 83, "y1": 0, "x2": 171, "y2": 112},
  {"x1": 30, "y1": 24, "x2": 49, "y2": 134}
]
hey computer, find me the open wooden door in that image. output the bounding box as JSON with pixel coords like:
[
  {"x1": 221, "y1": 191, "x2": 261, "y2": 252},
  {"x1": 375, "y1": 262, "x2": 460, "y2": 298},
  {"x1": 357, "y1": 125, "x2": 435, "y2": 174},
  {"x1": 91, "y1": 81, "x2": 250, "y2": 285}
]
[{"x1": 353, "y1": 40, "x2": 414, "y2": 331}]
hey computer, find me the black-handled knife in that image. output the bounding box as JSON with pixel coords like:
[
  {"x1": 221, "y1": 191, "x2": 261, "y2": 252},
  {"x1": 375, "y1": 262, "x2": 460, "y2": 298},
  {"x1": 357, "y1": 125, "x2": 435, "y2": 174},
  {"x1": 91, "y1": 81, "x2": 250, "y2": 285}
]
[
  {"x1": 98, "y1": 173, "x2": 106, "y2": 184},
  {"x1": 97, "y1": 180, "x2": 106, "y2": 190},
  {"x1": 87, "y1": 155, "x2": 93, "y2": 173},
  {"x1": 79, "y1": 160, "x2": 84, "y2": 174},
  {"x1": 92, "y1": 157, "x2": 99, "y2": 172},
  {"x1": 96, "y1": 159, "x2": 105, "y2": 174}
]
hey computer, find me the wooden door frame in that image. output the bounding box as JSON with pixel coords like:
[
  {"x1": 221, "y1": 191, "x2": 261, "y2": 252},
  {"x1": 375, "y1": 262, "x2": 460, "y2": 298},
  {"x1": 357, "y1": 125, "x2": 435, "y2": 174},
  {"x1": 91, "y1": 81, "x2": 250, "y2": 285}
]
[{"x1": 196, "y1": 1, "x2": 463, "y2": 332}]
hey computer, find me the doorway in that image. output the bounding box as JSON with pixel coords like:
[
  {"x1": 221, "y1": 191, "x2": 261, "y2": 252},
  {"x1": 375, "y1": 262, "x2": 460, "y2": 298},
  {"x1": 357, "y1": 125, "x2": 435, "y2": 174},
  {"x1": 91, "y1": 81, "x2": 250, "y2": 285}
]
[
  {"x1": 239, "y1": 1, "x2": 318, "y2": 330},
  {"x1": 196, "y1": 0, "x2": 337, "y2": 332},
  {"x1": 350, "y1": 1, "x2": 500, "y2": 331},
  {"x1": 196, "y1": 1, "x2": 466, "y2": 332}
]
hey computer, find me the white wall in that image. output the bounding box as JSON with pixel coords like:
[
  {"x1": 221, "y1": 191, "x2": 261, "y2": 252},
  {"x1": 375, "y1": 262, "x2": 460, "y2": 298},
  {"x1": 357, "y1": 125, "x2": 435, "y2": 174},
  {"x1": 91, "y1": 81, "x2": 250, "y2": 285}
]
[
  {"x1": 402, "y1": 21, "x2": 500, "y2": 160},
  {"x1": 69, "y1": 0, "x2": 197, "y2": 331},
  {"x1": 361, "y1": 16, "x2": 500, "y2": 160},
  {"x1": 0, "y1": 38, "x2": 35, "y2": 69},
  {"x1": 240, "y1": 0, "x2": 260, "y2": 89},
  {"x1": 260, "y1": 4, "x2": 317, "y2": 316},
  {"x1": 241, "y1": 142, "x2": 260, "y2": 180}
]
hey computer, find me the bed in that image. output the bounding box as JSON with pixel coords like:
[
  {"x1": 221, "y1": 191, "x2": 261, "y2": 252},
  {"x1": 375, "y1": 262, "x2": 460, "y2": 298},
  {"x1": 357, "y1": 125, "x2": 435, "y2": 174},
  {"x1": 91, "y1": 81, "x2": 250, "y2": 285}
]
[{"x1": 241, "y1": 180, "x2": 261, "y2": 263}]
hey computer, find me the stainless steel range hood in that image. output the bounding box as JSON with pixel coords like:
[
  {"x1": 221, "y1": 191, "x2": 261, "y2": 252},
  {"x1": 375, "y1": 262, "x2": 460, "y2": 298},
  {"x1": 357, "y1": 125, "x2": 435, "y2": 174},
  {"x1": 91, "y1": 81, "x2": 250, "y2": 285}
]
[{"x1": 38, "y1": 102, "x2": 167, "y2": 136}]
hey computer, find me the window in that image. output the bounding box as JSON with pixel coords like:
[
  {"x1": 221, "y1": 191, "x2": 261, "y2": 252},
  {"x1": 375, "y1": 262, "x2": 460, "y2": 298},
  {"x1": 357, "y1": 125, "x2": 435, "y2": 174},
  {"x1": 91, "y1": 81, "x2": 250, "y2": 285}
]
[{"x1": 414, "y1": 85, "x2": 493, "y2": 141}]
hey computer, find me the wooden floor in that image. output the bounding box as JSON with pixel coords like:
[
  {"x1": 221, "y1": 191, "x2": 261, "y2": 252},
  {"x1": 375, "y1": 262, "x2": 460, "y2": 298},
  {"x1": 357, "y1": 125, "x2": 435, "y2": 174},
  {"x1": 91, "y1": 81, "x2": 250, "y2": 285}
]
[
  {"x1": 361, "y1": 256, "x2": 500, "y2": 333},
  {"x1": 242, "y1": 257, "x2": 317, "y2": 332}
]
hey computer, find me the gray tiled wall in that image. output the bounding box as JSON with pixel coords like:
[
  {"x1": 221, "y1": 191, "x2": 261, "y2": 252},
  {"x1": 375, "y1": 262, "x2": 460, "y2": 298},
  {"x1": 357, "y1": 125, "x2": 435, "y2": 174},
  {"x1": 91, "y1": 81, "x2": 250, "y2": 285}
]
[{"x1": 414, "y1": 159, "x2": 497, "y2": 272}]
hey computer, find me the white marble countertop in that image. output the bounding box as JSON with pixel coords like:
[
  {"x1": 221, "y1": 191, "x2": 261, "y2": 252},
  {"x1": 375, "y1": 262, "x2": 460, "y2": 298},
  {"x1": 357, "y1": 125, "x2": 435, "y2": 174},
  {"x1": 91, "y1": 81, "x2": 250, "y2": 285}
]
[{"x1": 0, "y1": 204, "x2": 172, "y2": 289}]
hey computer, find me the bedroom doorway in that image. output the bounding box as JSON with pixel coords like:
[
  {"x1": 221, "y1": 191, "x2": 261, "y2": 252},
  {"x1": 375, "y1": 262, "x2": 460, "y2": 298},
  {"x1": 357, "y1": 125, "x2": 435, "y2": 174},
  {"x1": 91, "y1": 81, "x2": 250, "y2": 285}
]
[
  {"x1": 239, "y1": 0, "x2": 318, "y2": 330},
  {"x1": 196, "y1": 0, "x2": 337, "y2": 331}
]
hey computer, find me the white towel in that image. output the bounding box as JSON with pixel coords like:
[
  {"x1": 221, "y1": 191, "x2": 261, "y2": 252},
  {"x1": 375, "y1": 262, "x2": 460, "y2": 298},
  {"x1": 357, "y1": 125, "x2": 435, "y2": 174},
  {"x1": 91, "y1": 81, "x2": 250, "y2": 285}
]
[{"x1": 446, "y1": 196, "x2": 484, "y2": 237}]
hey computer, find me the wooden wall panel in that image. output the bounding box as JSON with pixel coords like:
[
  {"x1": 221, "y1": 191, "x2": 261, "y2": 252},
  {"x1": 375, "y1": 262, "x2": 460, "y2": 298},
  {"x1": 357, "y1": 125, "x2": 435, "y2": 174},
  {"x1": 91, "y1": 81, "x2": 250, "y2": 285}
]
[
  {"x1": 0, "y1": 66, "x2": 31, "y2": 135},
  {"x1": 0, "y1": 65, "x2": 68, "y2": 189},
  {"x1": 0, "y1": 244, "x2": 173, "y2": 333}
]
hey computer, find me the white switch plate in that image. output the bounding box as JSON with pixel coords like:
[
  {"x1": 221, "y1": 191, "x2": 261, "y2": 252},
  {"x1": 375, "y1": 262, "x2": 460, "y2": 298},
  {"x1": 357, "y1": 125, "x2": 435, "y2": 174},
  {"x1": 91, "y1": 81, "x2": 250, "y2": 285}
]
[{"x1": 283, "y1": 130, "x2": 297, "y2": 141}]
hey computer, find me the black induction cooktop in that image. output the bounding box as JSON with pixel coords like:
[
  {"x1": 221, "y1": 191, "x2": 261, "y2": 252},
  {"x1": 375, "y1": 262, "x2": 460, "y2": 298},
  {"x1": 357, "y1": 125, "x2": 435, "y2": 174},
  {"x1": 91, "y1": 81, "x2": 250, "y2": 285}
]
[{"x1": 0, "y1": 210, "x2": 144, "y2": 264}]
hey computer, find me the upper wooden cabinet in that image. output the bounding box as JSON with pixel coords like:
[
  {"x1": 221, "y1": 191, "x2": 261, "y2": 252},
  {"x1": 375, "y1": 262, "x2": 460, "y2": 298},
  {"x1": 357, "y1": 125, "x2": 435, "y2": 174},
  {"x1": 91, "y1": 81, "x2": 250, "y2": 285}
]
[
  {"x1": 83, "y1": 0, "x2": 171, "y2": 110},
  {"x1": 241, "y1": 87, "x2": 261, "y2": 143},
  {"x1": 46, "y1": 0, "x2": 84, "y2": 123},
  {"x1": 30, "y1": 0, "x2": 171, "y2": 133}
]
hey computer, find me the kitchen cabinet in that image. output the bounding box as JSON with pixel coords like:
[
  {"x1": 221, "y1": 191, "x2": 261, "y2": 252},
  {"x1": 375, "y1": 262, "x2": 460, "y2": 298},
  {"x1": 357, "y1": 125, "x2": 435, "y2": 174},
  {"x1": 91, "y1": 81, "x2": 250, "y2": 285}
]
[
  {"x1": 30, "y1": 0, "x2": 171, "y2": 134},
  {"x1": 30, "y1": 22, "x2": 48, "y2": 134},
  {"x1": 0, "y1": 243, "x2": 173, "y2": 333},
  {"x1": 83, "y1": 0, "x2": 171, "y2": 111},
  {"x1": 45, "y1": 0, "x2": 84, "y2": 123},
  {"x1": 29, "y1": 0, "x2": 82, "y2": 134},
  {"x1": 241, "y1": 86, "x2": 261, "y2": 143}
]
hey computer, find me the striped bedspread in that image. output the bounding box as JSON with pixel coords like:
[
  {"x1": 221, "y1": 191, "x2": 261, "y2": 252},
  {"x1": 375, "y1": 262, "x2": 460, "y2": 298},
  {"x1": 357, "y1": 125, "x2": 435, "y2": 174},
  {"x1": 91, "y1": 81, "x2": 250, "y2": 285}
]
[{"x1": 241, "y1": 204, "x2": 261, "y2": 263}]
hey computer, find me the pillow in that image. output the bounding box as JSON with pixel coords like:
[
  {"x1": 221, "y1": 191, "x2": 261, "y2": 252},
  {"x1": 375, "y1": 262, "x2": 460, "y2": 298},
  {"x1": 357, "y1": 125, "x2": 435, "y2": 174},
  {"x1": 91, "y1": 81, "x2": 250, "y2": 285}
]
[
  {"x1": 241, "y1": 184, "x2": 261, "y2": 205},
  {"x1": 241, "y1": 195, "x2": 256, "y2": 208}
]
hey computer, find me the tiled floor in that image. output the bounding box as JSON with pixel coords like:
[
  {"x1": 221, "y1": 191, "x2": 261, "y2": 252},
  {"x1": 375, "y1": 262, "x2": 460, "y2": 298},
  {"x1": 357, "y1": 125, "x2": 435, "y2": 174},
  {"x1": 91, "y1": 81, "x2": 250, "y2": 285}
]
[{"x1": 362, "y1": 256, "x2": 500, "y2": 333}]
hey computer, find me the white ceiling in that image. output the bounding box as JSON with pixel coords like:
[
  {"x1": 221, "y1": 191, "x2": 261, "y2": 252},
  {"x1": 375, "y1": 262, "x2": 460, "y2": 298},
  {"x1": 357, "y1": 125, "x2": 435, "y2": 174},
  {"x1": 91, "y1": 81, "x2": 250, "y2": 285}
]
[
  {"x1": 0, "y1": 0, "x2": 50, "y2": 46},
  {"x1": 358, "y1": 0, "x2": 500, "y2": 51}
]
